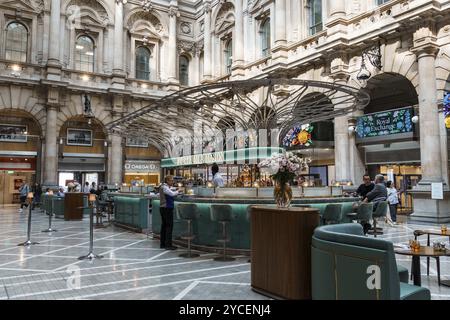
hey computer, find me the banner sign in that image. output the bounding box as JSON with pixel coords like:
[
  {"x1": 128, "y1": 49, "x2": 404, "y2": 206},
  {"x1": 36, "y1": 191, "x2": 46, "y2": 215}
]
[{"x1": 356, "y1": 108, "x2": 413, "y2": 139}]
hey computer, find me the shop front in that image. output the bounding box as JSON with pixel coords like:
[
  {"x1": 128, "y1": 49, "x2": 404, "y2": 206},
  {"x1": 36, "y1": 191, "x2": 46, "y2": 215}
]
[
  {"x1": 161, "y1": 147, "x2": 284, "y2": 187},
  {"x1": 57, "y1": 117, "x2": 107, "y2": 190},
  {"x1": 356, "y1": 107, "x2": 420, "y2": 214},
  {"x1": 0, "y1": 111, "x2": 42, "y2": 205},
  {"x1": 124, "y1": 160, "x2": 161, "y2": 186}
]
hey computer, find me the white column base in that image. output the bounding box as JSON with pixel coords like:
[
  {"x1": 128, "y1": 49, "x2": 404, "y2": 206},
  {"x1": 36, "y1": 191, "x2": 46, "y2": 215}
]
[{"x1": 410, "y1": 191, "x2": 450, "y2": 223}]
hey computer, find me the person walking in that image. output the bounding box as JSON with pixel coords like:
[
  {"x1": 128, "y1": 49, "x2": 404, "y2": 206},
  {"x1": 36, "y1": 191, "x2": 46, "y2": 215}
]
[
  {"x1": 159, "y1": 176, "x2": 179, "y2": 250},
  {"x1": 386, "y1": 180, "x2": 399, "y2": 224},
  {"x1": 18, "y1": 181, "x2": 30, "y2": 212}
]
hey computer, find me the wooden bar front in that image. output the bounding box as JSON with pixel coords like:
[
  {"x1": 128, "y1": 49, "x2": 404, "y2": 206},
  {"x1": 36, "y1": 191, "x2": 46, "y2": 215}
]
[
  {"x1": 64, "y1": 193, "x2": 84, "y2": 221},
  {"x1": 250, "y1": 206, "x2": 320, "y2": 300}
]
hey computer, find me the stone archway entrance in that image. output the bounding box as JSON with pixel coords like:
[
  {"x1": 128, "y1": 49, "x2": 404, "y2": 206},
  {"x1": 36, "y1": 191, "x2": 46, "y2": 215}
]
[
  {"x1": 57, "y1": 116, "x2": 108, "y2": 190},
  {"x1": 0, "y1": 109, "x2": 43, "y2": 206},
  {"x1": 359, "y1": 73, "x2": 420, "y2": 215}
]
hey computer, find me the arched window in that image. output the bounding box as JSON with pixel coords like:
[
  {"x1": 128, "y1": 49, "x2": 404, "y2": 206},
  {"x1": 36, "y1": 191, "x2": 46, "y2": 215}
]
[
  {"x1": 224, "y1": 39, "x2": 232, "y2": 74},
  {"x1": 377, "y1": 0, "x2": 390, "y2": 5},
  {"x1": 135, "y1": 46, "x2": 151, "y2": 80},
  {"x1": 179, "y1": 55, "x2": 189, "y2": 86},
  {"x1": 308, "y1": 0, "x2": 323, "y2": 35},
  {"x1": 260, "y1": 18, "x2": 271, "y2": 57},
  {"x1": 75, "y1": 36, "x2": 95, "y2": 72},
  {"x1": 5, "y1": 22, "x2": 28, "y2": 62}
]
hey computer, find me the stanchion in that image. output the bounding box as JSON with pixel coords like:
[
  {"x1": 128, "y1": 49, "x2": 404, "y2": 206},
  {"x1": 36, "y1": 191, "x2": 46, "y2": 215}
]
[
  {"x1": 78, "y1": 194, "x2": 103, "y2": 260},
  {"x1": 42, "y1": 197, "x2": 57, "y2": 232},
  {"x1": 18, "y1": 192, "x2": 40, "y2": 246}
]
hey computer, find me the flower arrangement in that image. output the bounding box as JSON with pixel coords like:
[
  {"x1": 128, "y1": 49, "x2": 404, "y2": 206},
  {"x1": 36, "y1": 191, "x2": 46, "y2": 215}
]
[
  {"x1": 282, "y1": 124, "x2": 314, "y2": 147},
  {"x1": 444, "y1": 92, "x2": 450, "y2": 128},
  {"x1": 259, "y1": 152, "x2": 309, "y2": 183},
  {"x1": 258, "y1": 152, "x2": 311, "y2": 207}
]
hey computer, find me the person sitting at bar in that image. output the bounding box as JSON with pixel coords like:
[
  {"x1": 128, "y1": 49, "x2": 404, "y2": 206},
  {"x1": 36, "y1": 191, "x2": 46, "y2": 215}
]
[
  {"x1": 83, "y1": 182, "x2": 90, "y2": 193},
  {"x1": 361, "y1": 174, "x2": 387, "y2": 234},
  {"x1": 57, "y1": 187, "x2": 65, "y2": 197},
  {"x1": 211, "y1": 163, "x2": 224, "y2": 188},
  {"x1": 356, "y1": 175, "x2": 375, "y2": 198},
  {"x1": 159, "y1": 175, "x2": 179, "y2": 250}
]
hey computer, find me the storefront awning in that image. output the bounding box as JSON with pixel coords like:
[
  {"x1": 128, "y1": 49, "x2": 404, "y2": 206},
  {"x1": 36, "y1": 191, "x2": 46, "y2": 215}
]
[{"x1": 161, "y1": 147, "x2": 283, "y2": 168}]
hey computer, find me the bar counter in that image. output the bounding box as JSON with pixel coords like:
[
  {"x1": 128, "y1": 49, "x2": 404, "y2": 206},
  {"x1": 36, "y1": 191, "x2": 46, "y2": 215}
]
[{"x1": 151, "y1": 195, "x2": 359, "y2": 252}]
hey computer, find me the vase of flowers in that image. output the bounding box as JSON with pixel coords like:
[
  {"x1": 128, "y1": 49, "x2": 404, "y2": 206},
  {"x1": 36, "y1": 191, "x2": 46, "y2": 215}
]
[{"x1": 258, "y1": 152, "x2": 309, "y2": 208}]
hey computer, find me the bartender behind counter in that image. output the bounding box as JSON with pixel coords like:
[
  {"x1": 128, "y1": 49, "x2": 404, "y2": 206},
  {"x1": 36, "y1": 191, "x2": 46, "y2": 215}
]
[{"x1": 211, "y1": 163, "x2": 224, "y2": 187}]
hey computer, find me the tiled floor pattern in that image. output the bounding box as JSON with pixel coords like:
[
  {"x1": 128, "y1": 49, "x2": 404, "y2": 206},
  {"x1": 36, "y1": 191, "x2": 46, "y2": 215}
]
[{"x1": 0, "y1": 206, "x2": 449, "y2": 300}]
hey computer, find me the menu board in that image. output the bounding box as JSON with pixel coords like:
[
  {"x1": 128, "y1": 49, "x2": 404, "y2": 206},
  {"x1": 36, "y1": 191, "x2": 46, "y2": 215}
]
[{"x1": 356, "y1": 108, "x2": 413, "y2": 139}]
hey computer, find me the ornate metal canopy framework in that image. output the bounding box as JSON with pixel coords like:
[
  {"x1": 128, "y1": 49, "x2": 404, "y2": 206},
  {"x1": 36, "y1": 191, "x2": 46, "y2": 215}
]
[{"x1": 106, "y1": 77, "x2": 370, "y2": 153}]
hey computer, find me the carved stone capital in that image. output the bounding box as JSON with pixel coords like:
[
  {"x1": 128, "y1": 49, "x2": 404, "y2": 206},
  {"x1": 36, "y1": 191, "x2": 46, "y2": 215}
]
[{"x1": 169, "y1": 7, "x2": 180, "y2": 18}]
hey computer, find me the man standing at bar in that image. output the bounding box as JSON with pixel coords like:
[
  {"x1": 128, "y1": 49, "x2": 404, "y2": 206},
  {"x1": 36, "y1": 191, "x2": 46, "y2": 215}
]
[{"x1": 159, "y1": 175, "x2": 179, "y2": 250}]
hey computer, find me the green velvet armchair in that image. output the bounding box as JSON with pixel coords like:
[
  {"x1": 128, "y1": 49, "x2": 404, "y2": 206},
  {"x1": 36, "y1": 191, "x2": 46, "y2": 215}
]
[{"x1": 311, "y1": 223, "x2": 430, "y2": 300}]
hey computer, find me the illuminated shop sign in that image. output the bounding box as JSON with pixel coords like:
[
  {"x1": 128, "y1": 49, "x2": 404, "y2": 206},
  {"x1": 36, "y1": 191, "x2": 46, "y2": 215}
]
[
  {"x1": 124, "y1": 160, "x2": 160, "y2": 172},
  {"x1": 356, "y1": 108, "x2": 414, "y2": 139},
  {"x1": 161, "y1": 147, "x2": 283, "y2": 168}
]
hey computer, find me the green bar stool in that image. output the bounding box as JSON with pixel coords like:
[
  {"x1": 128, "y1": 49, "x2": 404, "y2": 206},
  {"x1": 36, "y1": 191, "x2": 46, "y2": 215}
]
[
  {"x1": 322, "y1": 204, "x2": 343, "y2": 225},
  {"x1": 368, "y1": 201, "x2": 388, "y2": 237},
  {"x1": 177, "y1": 203, "x2": 200, "y2": 258},
  {"x1": 355, "y1": 202, "x2": 373, "y2": 234},
  {"x1": 210, "y1": 204, "x2": 235, "y2": 262}
]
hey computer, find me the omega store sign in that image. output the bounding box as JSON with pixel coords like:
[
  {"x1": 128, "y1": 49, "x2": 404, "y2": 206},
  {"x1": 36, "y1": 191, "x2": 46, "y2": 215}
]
[{"x1": 124, "y1": 160, "x2": 161, "y2": 173}]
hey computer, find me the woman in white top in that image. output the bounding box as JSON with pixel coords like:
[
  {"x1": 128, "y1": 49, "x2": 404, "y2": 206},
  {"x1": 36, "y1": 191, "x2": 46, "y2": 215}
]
[{"x1": 386, "y1": 180, "x2": 399, "y2": 223}]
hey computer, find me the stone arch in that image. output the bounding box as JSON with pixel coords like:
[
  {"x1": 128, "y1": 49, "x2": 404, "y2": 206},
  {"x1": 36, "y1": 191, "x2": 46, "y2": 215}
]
[
  {"x1": 436, "y1": 44, "x2": 450, "y2": 97},
  {"x1": 360, "y1": 73, "x2": 418, "y2": 114},
  {"x1": 348, "y1": 43, "x2": 419, "y2": 91},
  {"x1": 212, "y1": 1, "x2": 235, "y2": 33},
  {"x1": 58, "y1": 115, "x2": 107, "y2": 138},
  {"x1": 0, "y1": 108, "x2": 44, "y2": 137},
  {"x1": 57, "y1": 95, "x2": 112, "y2": 131},
  {"x1": 62, "y1": 0, "x2": 112, "y2": 25},
  {"x1": 125, "y1": 9, "x2": 167, "y2": 37},
  {"x1": 0, "y1": 86, "x2": 46, "y2": 135}
]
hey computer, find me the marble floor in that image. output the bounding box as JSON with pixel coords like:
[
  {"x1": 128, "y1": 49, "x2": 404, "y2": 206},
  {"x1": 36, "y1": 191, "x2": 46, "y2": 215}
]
[{"x1": 0, "y1": 206, "x2": 448, "y2": 300}]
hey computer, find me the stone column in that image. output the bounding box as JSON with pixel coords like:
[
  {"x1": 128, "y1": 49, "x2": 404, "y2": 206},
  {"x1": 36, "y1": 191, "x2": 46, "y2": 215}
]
[
  {"x1": 416, "y1": 48, "x2": 441, "y2": 184},
  {"x1": 43, "y1": 106, "x2": 58, "y2": 187},
  {"x1": 334, "y1": 115, "x2": 350, "y2": 183},
  {"x1": 168, "y1": 2, "x2": 179, "y2": 84},
  {"x1": 203, "y1": 1, "x2": 212, "y2": 80},
  {"x1": 274, "y1": 0, "x2": 286, "y2": 46},
  {"x1": 327, "y1": 0, "x2": 346, "y2": 19},
  {"x1": 233, "y1": 0, "x2": 244, "y2": 66},
  {"x1": 330, "y1": 55, "x2": 353, "y2": 184},
  {"x1": 108, "y1": 133, "x2": 123, "y2": 185},
  {"x1": 349, "y1": 112, "x2": 365, "y2": 185},
  {"x1": 113, "y1": 1, "x2": 124, "y2": 73},
  {"x1": 410, "y1": 26, "x2": 449, "y2": 223},
  {"x1": 48, "y1": 0, "x2": 60, "y2": 65}
]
